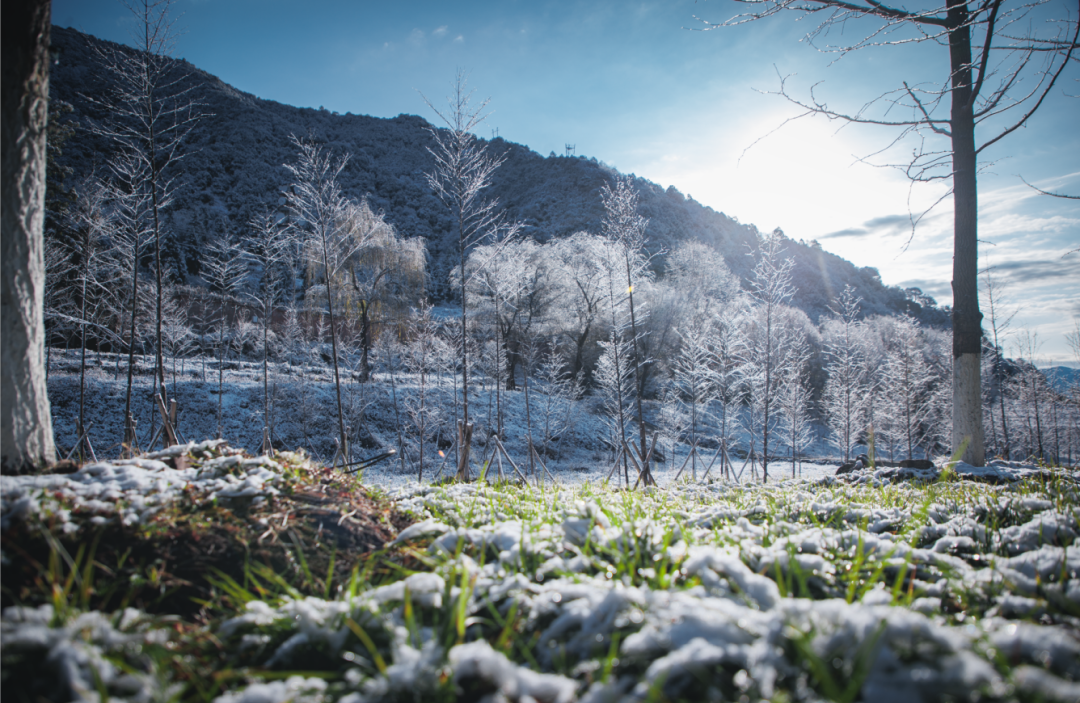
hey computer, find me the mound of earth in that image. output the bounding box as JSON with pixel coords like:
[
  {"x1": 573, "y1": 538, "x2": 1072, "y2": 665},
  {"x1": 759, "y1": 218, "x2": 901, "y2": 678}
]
[{"x1": 1, "y1": 441, "x2": 416, "y2": 622}]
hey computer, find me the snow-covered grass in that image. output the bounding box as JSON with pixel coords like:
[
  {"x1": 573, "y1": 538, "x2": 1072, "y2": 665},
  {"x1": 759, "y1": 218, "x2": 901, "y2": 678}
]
[{"x1": 3, "y1": 436, "x2": 1078, "y2": 702}]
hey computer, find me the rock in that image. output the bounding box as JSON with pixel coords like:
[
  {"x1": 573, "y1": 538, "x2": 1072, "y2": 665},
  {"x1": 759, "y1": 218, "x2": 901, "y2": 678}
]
[
  {"x1": 836, "y1": 453, "x2": 870, "y2": 475},
  {"x1": 836, "y1": 461, "x2": 858, "y2": 475},
  {"x1": 899, "y1": 459, "x2": 935, "y2": 470}
]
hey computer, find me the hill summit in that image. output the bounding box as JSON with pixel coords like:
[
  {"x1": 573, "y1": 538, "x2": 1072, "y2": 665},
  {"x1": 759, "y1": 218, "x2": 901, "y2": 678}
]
[{"x1": 48, "y1": 25, "x2": 948, "y2": 326}]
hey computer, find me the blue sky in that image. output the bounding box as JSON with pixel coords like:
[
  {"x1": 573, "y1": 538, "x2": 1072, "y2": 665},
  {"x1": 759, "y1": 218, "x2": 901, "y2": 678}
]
[{"x1": 53, "y1": 0, "x2": 1080, "y2": 363}]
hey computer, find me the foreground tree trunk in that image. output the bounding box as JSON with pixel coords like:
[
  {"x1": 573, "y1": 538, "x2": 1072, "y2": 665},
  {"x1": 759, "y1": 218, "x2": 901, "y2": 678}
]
[
  {"x1": 947, "y1": 0, "x2": 985, "y2": 466},
  {"x1": 1, "y1": 0, "x2": 57, "y2": 473}
]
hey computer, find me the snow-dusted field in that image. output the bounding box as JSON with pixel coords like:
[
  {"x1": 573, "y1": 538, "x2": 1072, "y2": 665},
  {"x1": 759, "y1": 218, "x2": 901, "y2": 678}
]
[
  {"x1": 2, "y1": 437, "x2": 1078, "y2": 702},
  {"x1": 45, "y1": 349, "x2": 845, "y2": 492}
]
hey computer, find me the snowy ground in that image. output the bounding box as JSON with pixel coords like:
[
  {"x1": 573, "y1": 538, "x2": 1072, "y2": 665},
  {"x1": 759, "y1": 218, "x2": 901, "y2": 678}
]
[
  {"x1": 2, "y1": 439, "x2": 1078, "y2": 702},
  {"x1": 46, "y1": 349, "x2": 849, "y2": 492}
]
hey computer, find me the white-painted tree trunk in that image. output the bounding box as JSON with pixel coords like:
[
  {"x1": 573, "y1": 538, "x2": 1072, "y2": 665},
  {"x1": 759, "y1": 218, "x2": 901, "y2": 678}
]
[
  {"x1": 1, "y1": 0, "x2": 56, "y2": 472},
  {"x1": 953, "y1": 352, "x2": 985, "y2": 465}
]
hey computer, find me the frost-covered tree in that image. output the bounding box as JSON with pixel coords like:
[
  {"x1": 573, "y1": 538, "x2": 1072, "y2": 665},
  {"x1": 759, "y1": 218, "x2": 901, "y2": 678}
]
[
  {"x1": 703, "y1": 0, "x2": 1079, "y2": 467},
  {"x1": 245, "y1": 210, "x2": 295, "y2": 452},
  {"x1": 465, "y1": 239, "x2": 555, "y2": 395},
  {"x1": 672, "y1": 323, "x2": 716, "y2": 479},
  {"x1": 667, "y1": 240, "x2": 740, "y2": 329},
  {"x1": 601, "y1": 175, "x2": 658, "y2": 468},
  {"x1": 1012, "y1": 331, "x2": 1048, "y2": 461},
  {"x1": 657, "y1": 386, "x2": 688, "y2": 475},
  {"x1": 42, "y1": 235, "x2": 72, "y2": 378},
  {"x1": 378, "y1": 327, "x2": 409, "y2": 475},
  {"x1": 549, "y1": 232, "x2": 612, "y2": 382},
  {"x1": 204, "y1": 232, "x2": 246, "y2": 441},
  {"x1": 777, "y1": 334, "x2": 814, "y2": 478},
  {"x1": 423, "y1": 71, "x2": 520, "y2": 480},
  {"x1": 710, "y1": 306, "x2": 748, "y2": 478},
  {"x1": 58, "y1": 180, "x2": 119, "y2": 450},
  {"x1": 877, "y1": 316, "x2": 938, "y2": 460},
  {"x1": 402, "y1": 303, "x2": 447, "y2": 482},
  {"x1": 108, "y1": 152, "x2": 156, "y2": 451},
  {"x1": 285, "y1": 137, "x2": 372, "y2": 464},
  {"x1": 533, "y1": 340, "x2": 582, "y2": 460},
  {"x1": 90, "y1": 0, "x2": 206, "y2": 412},
  {"x1": 744, "y1": 231, "x2": 796, "y2": 481},
  {"x1": 336, "y1": 199, "x2": 425, "y2": 382},
  {"x1": 159, "y1": 285, "x2": 192, "y2": 387},
  {"x1": 821, "y1": 286, "x2": 867, "y2": 462},
  {"x1": 595, "y1": 329, "x2": 636, "y2": 486}
]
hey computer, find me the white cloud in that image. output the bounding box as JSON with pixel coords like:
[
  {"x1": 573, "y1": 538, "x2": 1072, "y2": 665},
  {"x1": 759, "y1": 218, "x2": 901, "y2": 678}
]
[{"x1": 433, "y1": 25, "x2": 448, "y2": 37}]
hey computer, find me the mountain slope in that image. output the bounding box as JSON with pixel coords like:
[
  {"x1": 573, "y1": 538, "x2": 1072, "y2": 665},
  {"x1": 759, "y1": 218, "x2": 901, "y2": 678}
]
[{"x1": 48, "y1": 25, "x2": 948, "y2": 326}]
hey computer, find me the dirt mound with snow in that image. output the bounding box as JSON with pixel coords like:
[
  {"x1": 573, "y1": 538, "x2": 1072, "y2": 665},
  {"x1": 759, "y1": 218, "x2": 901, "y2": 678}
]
[{"x1": 1, "y1": 442, "x2": 414, "y2": 622}]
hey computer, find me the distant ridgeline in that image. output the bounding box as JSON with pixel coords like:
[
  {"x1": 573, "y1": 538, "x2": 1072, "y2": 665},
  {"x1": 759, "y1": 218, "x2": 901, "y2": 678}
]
[{"x1": 48, "y1": 25, "x2": 948, "y2": 327}]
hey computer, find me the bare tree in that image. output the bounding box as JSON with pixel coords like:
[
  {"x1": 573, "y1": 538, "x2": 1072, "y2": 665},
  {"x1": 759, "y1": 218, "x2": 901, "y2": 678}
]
[
  {"x1": 403, "y1": 303, "x2": 447, "y2": 482},
  {"x1": 1013, "y1": 331, "x2": 1048, "y2": 460},
  {"x1": 534, "y1": 340, "x2": 583, "y2": 460},
  {"x1": 91, "y1": 0, "x2": 206, "y2": 417},
  {"x1": 710, "y1": 305, "x2": 749, "y2": 479},
  {"x1": 702, "y1": 0, "x2": 1080, "y2": 466},
  {"x1": 878, "y1": 316, "x2": 937, "y2": 461},
  {"x1": 62, "y1": 180, "x2": 119, "y2": 452},
  {"x1": 602, "y1": 175, "x2": 655, "y2": 465},
  {"x1": 107, "y1": 152, "x2": 155, "y2": 450},
  {"x1": 777, "y1": 333, "x2": 814, "y2": 477},
  {"x1": 285, "y1": 137, "x2": 368, "y2": 466},
  {"x1": 745, "y1": 231, "x2": 796, "y2": 481},
  {"x1": 204, "y1": 232, "x2": 246, "y2": 440},
  {"x1": 596, "y1": 329, "x2": 636, "y2": 485},
  {"x1": 2, "y1": 0, "x2": 56, "y2": 472},
  {"x1": 672, "y1": 323, "x2": 716, "y2": 480},
  {"x1": 822, "y1": 286, "x2": 868, "y2": 462},
  {"x1": 160, "y1": 285, "x2": 193, "y2": 388},
  {"x1": 423, "y1": 71, "x2": 521, "y2": 480},
  {"x1": 245, "y1": 210, "x2": 295, "y2": 452}
]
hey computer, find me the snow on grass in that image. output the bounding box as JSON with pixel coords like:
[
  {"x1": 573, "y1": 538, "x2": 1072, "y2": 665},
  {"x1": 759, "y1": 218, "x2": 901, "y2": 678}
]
[{"x1": 5, "y1": 441, "x2": 1077, "y2": 702}]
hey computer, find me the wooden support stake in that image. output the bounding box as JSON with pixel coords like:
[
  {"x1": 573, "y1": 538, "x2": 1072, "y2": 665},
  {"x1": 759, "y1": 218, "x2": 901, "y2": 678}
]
[
  {"x1": 699, "y1": 443, "x2": 726, "y2": 482},
  {"x1": 624, "y1": 439, "x2": 642, "y2": 487},
  {"x1": 630, "y1": 437, "x2": 657, "y2": 490},
  {"x1": 530, "y1": 443, "x2": 560, "y2": 485},
  {"x1": 640, "y1": 433, "x2": 659, "y2": 487},
  {"x1": 146, "y1": 424, "x2": 163, "y2": 452},
  {"x1": 155, "y1": 394, "x2": 178, "y2": 447},
  {"x1": 84, "y1": 433, "x2": 98, "y2": 463},
  {"x1": 433, "y1": 440, "x2": 457, "y2": 482},
  {"x1": 64, "y1": 423, "x2": 93, "y2": 462},
  {"x1": 605, "y1": 446, "x2": 625, "y2": 483},
  {"x1": 672, "y1": 446, "x2": 696, "y2": 482},
  {"x1": 123, "y1": 412, "x2": 139, "y2": 457},
  {"x1": 456, "y1": 420, "x2": 474, "y2": 481},
  {"x1": 492, "y1": 436, "x2": 529, "y2": 483}
]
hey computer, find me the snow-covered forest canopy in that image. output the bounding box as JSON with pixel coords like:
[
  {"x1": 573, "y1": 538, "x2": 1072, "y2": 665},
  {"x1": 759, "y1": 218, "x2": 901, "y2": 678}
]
[{"x1": 41, "y1": 24, "x2": 1080, "y2": 477}]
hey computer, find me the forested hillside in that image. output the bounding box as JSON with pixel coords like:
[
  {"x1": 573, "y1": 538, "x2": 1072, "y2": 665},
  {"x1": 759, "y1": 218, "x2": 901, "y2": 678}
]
[{"x1": 48, "y1": 25, "x2": 947, "y2": 325}]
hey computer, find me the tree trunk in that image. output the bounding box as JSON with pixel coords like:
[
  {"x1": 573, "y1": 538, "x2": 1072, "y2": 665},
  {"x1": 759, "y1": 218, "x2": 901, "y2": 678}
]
[
  {"x1": 947, "y1": 0, "x2": 986, "y2": 466},
  {"x1": 1, "y1": 0, "x2": 56, "y2": 473}
]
